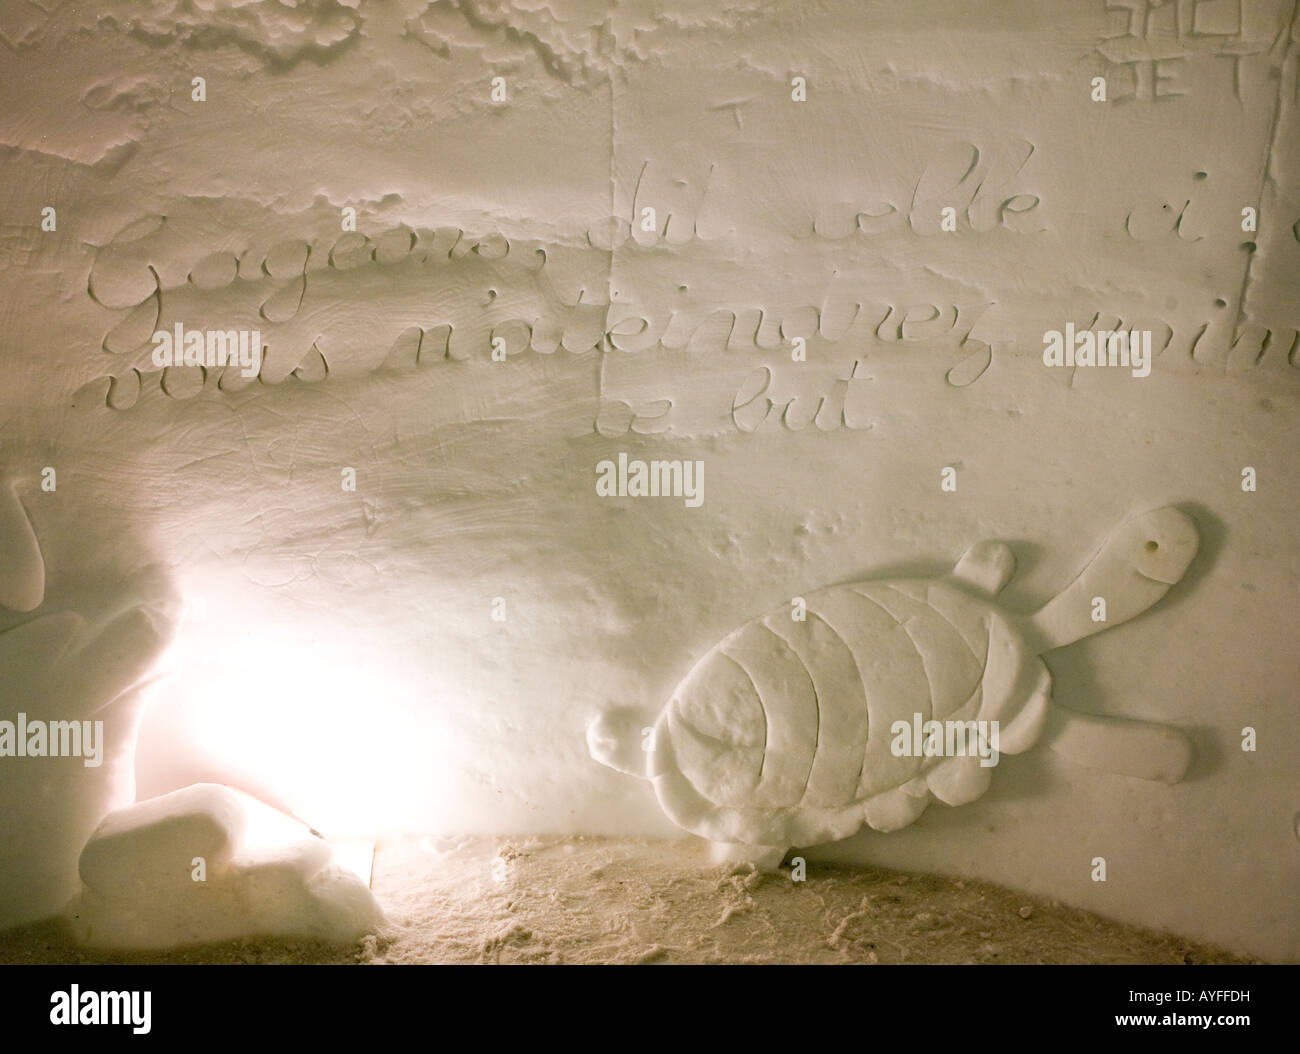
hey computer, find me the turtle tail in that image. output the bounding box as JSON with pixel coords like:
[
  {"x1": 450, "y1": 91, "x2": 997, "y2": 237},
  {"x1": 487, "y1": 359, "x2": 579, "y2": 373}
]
[{"x1": 586, "y1": 708, "x2": 653, "y2": 779}]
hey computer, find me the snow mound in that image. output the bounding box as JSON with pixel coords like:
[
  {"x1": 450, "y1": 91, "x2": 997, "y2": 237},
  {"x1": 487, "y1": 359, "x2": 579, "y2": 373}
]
[{"x1": 66, "y1": 783, "x2": 383, "y2": 949}]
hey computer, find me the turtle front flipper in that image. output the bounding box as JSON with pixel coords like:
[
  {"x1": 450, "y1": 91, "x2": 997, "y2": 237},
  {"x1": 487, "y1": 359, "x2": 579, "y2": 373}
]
[
  {"x1": 1019, "y1": 507, "x2": 1198, "y2": 652},
  {"x1": 952, "y1": 539, "x2": 1016, "y2": 595},
  {"x1": 1043, "y1": 704, "x2": 1193, "y2": 783}
]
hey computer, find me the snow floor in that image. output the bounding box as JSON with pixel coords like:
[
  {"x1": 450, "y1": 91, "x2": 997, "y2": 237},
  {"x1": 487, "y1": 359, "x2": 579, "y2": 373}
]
[{"x1": 0, "y1": 836, "x2": 1256, "y2": 965}]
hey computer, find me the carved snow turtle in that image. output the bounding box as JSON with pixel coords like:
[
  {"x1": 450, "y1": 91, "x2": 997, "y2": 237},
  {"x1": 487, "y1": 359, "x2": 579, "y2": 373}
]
[{"x1": 588, "y1": 507, "x2": 1199, "y2": 868}]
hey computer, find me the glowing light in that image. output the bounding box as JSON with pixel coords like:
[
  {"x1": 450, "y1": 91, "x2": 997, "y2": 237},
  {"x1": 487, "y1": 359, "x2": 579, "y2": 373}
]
[
  {"x1": 330, "y1": 839, "x2": 376, "y2": 887},
  {"x1": 136, "y1": 568, "x2": 465, "y2": 838}
]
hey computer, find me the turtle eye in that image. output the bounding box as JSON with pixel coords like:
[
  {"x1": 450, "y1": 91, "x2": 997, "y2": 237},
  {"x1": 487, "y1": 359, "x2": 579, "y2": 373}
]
[{"x1": 1145, "y1": 540, "x2": 1159, "y2": 553}]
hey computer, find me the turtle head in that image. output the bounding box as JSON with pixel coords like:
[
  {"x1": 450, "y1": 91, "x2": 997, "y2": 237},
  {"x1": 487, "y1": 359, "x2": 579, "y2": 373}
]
[
  {"x1": 1025, "y1": 507, "x2": 1199, "y2": 651},
  {"x1": 586, "y1": 708, "x2": 652, "y2": 779},
  {"x1": 1122, "y1": 506, "x2": 1199, "y2": 586}
]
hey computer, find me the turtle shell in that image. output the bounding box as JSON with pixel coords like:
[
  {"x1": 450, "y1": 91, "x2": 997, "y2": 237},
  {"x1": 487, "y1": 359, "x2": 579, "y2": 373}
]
[{"x1": 647, "y1": 578, "x2": 1052, "y2": 848}]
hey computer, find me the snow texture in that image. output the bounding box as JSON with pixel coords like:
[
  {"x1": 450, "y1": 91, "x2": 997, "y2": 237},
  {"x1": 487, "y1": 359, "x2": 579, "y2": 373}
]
[{"x1": 0, "y1": 0, "x2": 1297, "y2": 961}]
